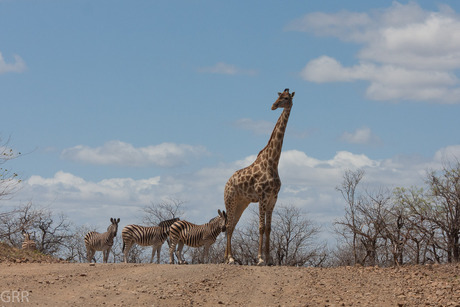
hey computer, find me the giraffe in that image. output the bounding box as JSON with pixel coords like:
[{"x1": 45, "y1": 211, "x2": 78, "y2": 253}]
[{"x1": 224, "y1": 88, "x2": 295, "y2": 265}]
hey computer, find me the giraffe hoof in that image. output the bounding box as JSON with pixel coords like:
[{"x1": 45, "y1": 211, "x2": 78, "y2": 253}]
[
  {"x1": 257, "y1": 259, "x2": 265, "y2": 266},
  {"x1": 226, "y1": 258, "x2": 236, "y2": 265}
]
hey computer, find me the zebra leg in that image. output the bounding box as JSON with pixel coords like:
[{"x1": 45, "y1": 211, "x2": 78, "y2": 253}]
[
  {"x1": 204, "y1": 245, "x2": 210, "y2": 264},
  {"x1": 150, "y1": 246, "x2": 155, "y2": 263},
  {"x1": 176, "y1": 242, "x2": 186, "y2": 264},
  {"x1": 169, "y1": 240, "x2": 177, "y2": 264},
  {"x1": 123, "y1": 242, "x2": 133, "y2": 264},
  {"x1": 103, "y1": 248, "x2": 111, "y2": 263},
  {"x1": 150, "y1": 243, "x2": 161, "y2": 264},
  {"x1": 156, "y1": 244, "x2": 161, "y2": 264},
  {"x1": 87, "y1": 248, "x2": 95, "y2": 263}
]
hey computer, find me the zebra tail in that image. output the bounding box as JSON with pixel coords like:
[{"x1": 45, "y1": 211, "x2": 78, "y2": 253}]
[{"x1": 122, "y1": 241, "x2": 125, "y2": 252}]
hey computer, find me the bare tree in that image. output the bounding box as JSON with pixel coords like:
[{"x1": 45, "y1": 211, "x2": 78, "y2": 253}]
[
  {"x1": 62, "y1": 225, "x2": 96, "y2": 262},
  {"x1": 227, "y1": 204, "x2": 324, "y2": 266},
  {"x1": 271, "y1": 205, "x2": 322, "y2": 266},
  {"x1": 335, "y1": 169, "x2": 364, "y2": 265},
  {"x1": 0, "y1": 203, "x2": 71, "y2": 257},
  {"x1": 426, "y1": 162, "x2": 460, "y2": 262},
  {"x1": 35, "y1": 210, "x2": 72, "y2": 255},
  {"x1": 142, "y1": 198, "x2": 185, "y2": 225},
  {"x1": 0, "y1": 202, "x2": 40, "y2": 247},
  {"x1": 0, "y1": 137, "x2": 21, "y2": 202},
  {"x1": 392, "y1": 186, "x2": 441, "y2": 264}
]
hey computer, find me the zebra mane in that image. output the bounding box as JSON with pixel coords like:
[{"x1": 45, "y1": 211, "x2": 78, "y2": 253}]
[
  {"x1": 208, "y1": 216, "x2": 220, "y2": 224},
  {"x1": 158, "y1": 217, "x2": 180, "y2": 227}
]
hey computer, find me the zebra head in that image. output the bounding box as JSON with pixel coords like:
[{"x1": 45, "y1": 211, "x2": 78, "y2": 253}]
[
  {"x1": 23, "y1": 231, "x2": 31, "y2": 241},
  {"x1": 108, "y1": 218, "x2": 121, "y2": 237},
  {"x1": 217, "y1": 209, "x2": 227, "y2": 232}
]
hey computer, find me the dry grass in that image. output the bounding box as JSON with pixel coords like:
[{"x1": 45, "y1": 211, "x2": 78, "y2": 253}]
[{"x1": 0, "y1": 242, "x2": 65, "y2": 263}]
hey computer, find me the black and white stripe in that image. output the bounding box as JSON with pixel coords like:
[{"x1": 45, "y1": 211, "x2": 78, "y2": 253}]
[
  {"x1": 122, "y1": 217, "x2": 179, "y2": 263},
  {"x1": 84, "y1": 218, "x2": 120, "y2": 263},
  {"x1": 169, "y1": 210, "x2": 227, "y2": 264},
  {"x1": 21, "y1": 232, "x2": 36, "y2": 251}
]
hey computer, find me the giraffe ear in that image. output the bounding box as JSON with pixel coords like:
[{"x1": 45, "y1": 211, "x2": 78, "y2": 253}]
[
  {"x1": 291, "y1": 92, "x2": 295, "y2": 98},
  {"x1": 278, "y1": 92, "x2": 282, "y2": 96}
]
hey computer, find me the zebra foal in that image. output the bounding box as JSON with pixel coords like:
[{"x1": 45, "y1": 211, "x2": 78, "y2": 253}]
[
  {"x1": 169, "y1": 210, "x2": 227, "y2": 264},
  {"x1": 122, "y1": 217, "x2": 179, "y2": 263},
  {"x1": 84, "y1": 218, "x2": 120, "y2": 263},
  {"x1": 22, "y1": 232, "x2": 36, "y2": 251}
]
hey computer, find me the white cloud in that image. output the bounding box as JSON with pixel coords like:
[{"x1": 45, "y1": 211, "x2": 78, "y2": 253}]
[
  {"x1": 27, "y1": 171, "x2": 160, "y2": 203},
  {"x1": 291, "y1": 2, "x2": 460, "y2": 103},
  {"x1": 198, "y1": 62, "x2": 257, "y2": 76},
  {"x1": 0, "y1": 52, "x2": 26, "y2": 74},
  {"x1": 60, "y1": 140, "x2": 209, "y2": 167},
  {"x1": 433, "y1": 145, "x2": 460, "y2": 164},
  {"x1": 8, "y1": 144, "x2": 460, "y2": 243},
  {"x1": 340, "y1": 127, "x2": 381, "y2": 145}
]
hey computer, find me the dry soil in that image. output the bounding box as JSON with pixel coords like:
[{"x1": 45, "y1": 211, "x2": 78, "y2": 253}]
[{"x1": 0, "y1": 262, "x2": 460, "y2": 306}]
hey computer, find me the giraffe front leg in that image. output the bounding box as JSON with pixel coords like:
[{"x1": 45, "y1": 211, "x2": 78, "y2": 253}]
[
  {"x1": 257, "y1": 207, "x2": 266, "y2": 266},
  {"x1": 265, "y1": 209, "x2": 274, "y2": 266}
]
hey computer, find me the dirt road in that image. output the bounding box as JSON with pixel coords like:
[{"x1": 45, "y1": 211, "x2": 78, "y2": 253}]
[{"x1": 0, "y1": 262, "x2": 459, "y2": 306}]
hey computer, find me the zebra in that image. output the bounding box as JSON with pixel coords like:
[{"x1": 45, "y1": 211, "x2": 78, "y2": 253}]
[
  {"x1": 21, "y1": 232, "x2": 36, "y2": 251},
  {"x1": 169, "y1": 210, "x2": 227, "y2": 264},
  {"x1": 84, "y1": 217, "x2": 120, "y2": 263},
  {"x1": 122, "y1": 217, "x2": 180, "y2": 263}
]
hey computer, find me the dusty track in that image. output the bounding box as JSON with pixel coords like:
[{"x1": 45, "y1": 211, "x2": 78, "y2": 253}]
[{"x1": 0, "y1": 263, "x2": 459, "y2": 306}]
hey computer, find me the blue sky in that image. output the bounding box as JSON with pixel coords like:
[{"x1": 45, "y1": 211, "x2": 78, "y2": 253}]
[{"x1": 2, "y1": 1, "x2": 460, "y2": 243}]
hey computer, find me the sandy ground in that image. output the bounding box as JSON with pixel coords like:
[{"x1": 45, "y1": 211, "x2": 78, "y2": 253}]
[{"x1": 0, "y1": 262, "x2": 459, "y2": 306}]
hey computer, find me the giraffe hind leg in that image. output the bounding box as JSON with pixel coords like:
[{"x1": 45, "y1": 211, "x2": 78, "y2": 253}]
[{"x1": 225, "y1": 200, "x2": 249, "y2": 264}]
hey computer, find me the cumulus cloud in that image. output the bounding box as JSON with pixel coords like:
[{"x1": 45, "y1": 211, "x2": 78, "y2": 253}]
[
  {"x1": 340, "y1": 127, "x2": 381, "y2": 145},
  {"x1": 9, "y1": 143, "x2": 460, "y2": 240},
  {"x1": 290, "y1": 2, "x2": 460, "y2": 103},
  {"x1": 197, "y1": 62, "x2": 257, "y2": 76},
  {"x1": 0, "y1": 52, "x2": 26, "y2": 74},
  {"x1": 27, "y1": 171, "x2": 160, "y2": 203},
  {"x1": 60, "y1": 140, "x2": 209, "y2": 167}
]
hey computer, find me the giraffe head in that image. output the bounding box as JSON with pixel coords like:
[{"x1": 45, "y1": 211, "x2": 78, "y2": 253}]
[{"x1": 272, "y1": 88, "x2": 295, "y2": 110}]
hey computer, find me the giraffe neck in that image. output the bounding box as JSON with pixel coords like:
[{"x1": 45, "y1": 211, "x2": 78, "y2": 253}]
[{"x1": 256, "y1": 106, "x2": 292, "y2": 167}]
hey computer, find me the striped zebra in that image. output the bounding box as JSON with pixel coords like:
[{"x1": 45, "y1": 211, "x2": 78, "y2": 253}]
[
  {"x1": 84, "y1": 218, "x2": 120, "y2": 263},
  {"x1": 21, "y1": 232, "x2": 36, "y2": 251},
  {"x1": 169, "y1": 210, "x2": 227, "y2": 264},
  {"x1": 122, "y1": 217, "x2": 180, "y2": 263}
]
